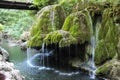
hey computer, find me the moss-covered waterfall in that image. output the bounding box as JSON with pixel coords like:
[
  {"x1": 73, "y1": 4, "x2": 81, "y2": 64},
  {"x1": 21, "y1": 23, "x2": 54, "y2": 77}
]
[
  {"x1": 1, "y1": 0, "x2": 120, "y2": 80},
  {"x1": 27, "y1": 0, "x2": 120, "y2": 79}
]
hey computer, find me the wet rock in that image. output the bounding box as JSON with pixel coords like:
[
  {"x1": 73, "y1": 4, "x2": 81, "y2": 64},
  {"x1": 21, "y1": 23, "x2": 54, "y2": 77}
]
[
  {"x1": 0, "y1": 62, "x2": 24, "y2": 80},
  {"x1": 0, "y1": 47, "x2": 24, "y2": 80},
  {"x1": 96, "y1": 59, "x2": 120, "y2": 80},
  {"x1": 0, "y1": 47, "x2": 9, "y2": 61},
  {"x1": 20, "y1": 42, "x2": 27, "y2": 50}
]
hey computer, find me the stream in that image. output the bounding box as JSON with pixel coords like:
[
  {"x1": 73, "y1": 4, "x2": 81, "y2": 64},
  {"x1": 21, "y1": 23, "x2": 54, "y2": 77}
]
[{"x1": 1, "y1": 40, "x2": 99, "y2": 80}]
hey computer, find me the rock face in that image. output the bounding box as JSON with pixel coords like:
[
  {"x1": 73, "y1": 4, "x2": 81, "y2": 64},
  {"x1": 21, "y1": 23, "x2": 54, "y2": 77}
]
[
  {"x1": 28, "y1": 5, "x2": 66, "y2": 47},
  {"x1": 0, "y1": 47, "x2": 24, "y2": 80},
  {"x1": 96, "y1": 59, "x2": 120, "y2": 80}
]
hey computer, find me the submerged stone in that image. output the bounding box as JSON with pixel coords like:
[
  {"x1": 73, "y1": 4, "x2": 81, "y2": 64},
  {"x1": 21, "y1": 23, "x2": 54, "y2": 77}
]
[{"x1": 28, "y1": 5, "x2": 66, "y2": 47}]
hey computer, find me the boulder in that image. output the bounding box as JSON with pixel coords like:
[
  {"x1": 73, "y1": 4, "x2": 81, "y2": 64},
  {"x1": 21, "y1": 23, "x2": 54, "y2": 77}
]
[
  {"x1": 0, "y1": 47, "x2": 9, "y2": 61},
  {"x1": 28, "y1": 5, "x2": 66, "y2": 47},
  {"x1": 0, "y1": 62, "x2": 24, "y2": 80},
  {"x1": 96, "y1": 59, "x2": 120, "y2": 80}
]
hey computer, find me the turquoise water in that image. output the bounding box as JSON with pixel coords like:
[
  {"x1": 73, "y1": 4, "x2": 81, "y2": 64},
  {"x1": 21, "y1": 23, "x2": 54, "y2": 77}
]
[{"x1": 1, "y1": 40, "x2": 100, "y2": 80}]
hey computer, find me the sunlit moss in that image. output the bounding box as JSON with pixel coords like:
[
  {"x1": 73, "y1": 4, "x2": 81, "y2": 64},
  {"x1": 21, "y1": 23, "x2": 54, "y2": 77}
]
[
  {"x1": 62, "y1": 9, "x2": 92, "y2": 44},
  {"x1": 44, "y1": 30, "x2": 77, "y2": 47},
  {"x1": 95, "y1": 8, "x2": 118, "y2": 65}
]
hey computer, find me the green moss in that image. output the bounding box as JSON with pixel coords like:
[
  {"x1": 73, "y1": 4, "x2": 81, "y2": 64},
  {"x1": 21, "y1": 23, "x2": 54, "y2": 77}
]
[
  {"x1": 95, "y1": 8, "x2": 118, "y2": 65},
  {"x1": 28, "y1": 5, "x2": 66, "y2": 47},
  {"x1": 96, "y1": 59, "x2": 120, "y2": 79},
  {"x1": 0, "y1": 23, "x2": 3, "y2": 31},
  {"x1": 62, "y1": 9, "x2": 92, "y2": 44},
  {"x1": 96, "y1": 61, "x2": 112, "y2": 75},
  {"x1": 44, "y1": 30, "x2": 77, "y2": 47}
]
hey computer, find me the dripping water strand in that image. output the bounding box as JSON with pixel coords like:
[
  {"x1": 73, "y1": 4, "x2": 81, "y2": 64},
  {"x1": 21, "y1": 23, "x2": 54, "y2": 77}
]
[
  {"x1": 86, "y1": 8, "x2": 96, "y2": 79},
  {"x1": 89, "y1": 36, "x2": 96, "y2": 79},
  {"x1": 42, "y1": 43, "x2": 45, "y2": 66}
]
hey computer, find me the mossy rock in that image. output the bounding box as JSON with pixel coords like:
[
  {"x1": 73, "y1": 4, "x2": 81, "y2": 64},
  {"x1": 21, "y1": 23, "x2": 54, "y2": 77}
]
[
  {"x1": 44, "y1": 30, "x2": 77, "y2": 47},
  {"x1": 95, "y1": 8, "x2": 118, "y2": 65},
  {"x1": 96, "y1": 59, "x2": 120, "y2": 80},
  {"x1": 28, "y1": 5, "x2": 66, "y2": 47},
  {"x1": 62, "y1": 9, "x2": 93, "y2": 44}
]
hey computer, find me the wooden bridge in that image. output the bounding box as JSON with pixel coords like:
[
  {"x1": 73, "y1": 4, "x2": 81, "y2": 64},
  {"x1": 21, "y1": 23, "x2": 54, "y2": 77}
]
[{"x1": 0, "y1": 0, "x2": 38, "y2": 10}]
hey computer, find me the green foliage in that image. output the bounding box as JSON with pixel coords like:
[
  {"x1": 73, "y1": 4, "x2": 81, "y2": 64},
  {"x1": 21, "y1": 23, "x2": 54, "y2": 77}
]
[
  {"x1": 0, "y1": 23, "x2": 3, "y2": 31},
  {"x1": 58, "y1": 0, "x2": 79, "y2": 15},
  {"x1": 0, "y1": 9, "x2": 34, "y2": 39},
  {"x1": 95, "y1": 8, "x2": 118, "y2": 65},
  {"x1": 33, "y1": 0, "x2": 58, "y2": 8},
  {"x1": 44, "y1": 30, "x2": 77, "y2": 47}
]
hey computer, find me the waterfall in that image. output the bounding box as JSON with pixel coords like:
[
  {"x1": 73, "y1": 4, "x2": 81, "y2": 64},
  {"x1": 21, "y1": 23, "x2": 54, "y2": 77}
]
[
  {"x1": 50, "y1": 11, "x2": 55, "y2": 31},
  {"x1": 85, "y1": 9, "x2": 96, "y2": 79},
  {"x1": 89, "y1": 36, "x2": 96, "y2": 79}
]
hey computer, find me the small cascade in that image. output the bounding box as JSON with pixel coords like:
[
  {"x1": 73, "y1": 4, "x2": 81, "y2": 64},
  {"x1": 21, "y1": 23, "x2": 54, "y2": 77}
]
[
  {"x1": 89, "y1": 36, "x2": 96, "y2": 79},
  {"x1": 27, "y1": 43, "x2": 54, "y2": 70},
  {"x1": 50, "y1": 11, "x2": 55, "y2": 31},
  {"x1": 41, "y1": 43, "x2": 45, "y2": 66}
]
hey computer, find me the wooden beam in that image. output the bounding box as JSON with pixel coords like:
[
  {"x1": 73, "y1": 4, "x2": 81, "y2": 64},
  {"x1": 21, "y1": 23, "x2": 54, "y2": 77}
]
[{"x1": 0, "y1": 1, "x2": 38, "y2": 10}]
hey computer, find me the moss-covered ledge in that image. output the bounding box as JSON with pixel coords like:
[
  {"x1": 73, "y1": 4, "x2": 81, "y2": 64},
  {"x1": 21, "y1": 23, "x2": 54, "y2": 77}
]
[{"x1": 44, "y1": 30, "x2": 77, "y2": 47}]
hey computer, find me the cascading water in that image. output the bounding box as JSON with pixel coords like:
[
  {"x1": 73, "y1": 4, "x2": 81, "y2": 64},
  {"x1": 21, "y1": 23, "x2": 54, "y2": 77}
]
[
  {"x1": 50, "y1": 11, "x2": 55, "y2": 31},
  {"x1": 27, "y1": 43, "x2": 53, "y2": 70},
  {"x1": 85, "y1": 9, "x2": 97, "y2": 79},
  {"x1": 89, "y1": 36, "x2": 96, "y2": 79}
]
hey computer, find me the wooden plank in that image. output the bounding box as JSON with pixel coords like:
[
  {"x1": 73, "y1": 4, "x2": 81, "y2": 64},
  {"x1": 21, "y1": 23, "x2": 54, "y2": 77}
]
[{"x1": 0, "y1": 1, "x2": 38, "y2": 10}]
